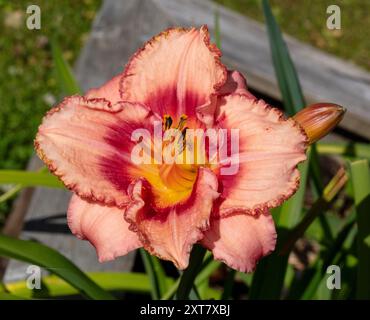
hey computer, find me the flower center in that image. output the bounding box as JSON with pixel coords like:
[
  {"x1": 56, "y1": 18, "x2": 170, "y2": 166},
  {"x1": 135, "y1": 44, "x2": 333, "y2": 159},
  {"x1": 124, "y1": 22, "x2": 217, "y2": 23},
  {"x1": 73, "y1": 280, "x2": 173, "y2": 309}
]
[
  {"x1": 129, "y1": 114, "x2": 214, "y2": 209},
  {"x1": 159, "y1": 114, "x2": 198, "y2": 192}
]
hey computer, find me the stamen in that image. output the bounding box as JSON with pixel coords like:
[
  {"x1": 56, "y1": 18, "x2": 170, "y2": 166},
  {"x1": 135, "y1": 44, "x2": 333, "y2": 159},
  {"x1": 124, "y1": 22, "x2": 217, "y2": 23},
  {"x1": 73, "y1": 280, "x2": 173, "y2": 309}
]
[
  {"x1": 162, "y1": 115, "x2": 189, "y2": 156},
  {"x1": 163, "y1": 114, "x2": 173, "y2": 130},
  {"x1": 176, "y1": 114, "x2": 188, "y2": 131},
  {"x1": 179, "y1": 126, "x2": 188, "y2": 153},
  {"x1": 158, "y1": 114, "x2": 197, "y2": 192}
]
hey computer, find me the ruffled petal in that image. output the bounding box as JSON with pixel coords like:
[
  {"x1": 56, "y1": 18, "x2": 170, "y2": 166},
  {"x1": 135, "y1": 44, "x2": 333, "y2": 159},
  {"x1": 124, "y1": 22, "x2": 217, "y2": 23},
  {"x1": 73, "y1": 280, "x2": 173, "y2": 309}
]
[
  {"x1": 216, "y1": 94, "x2": 308, "y2": 216},
  {"x1": 219, "y1": 70, "x2": 253, "y2": 98},
  {"x1": 201, "y1": 211, "x2": 277, "y2": 272},
  {"x1": 85, "y1": 74, "x2": 122, "y2": 104},
  {"x1": 120, "y1": 25, "x2": 227, "y2": 121},
  {"x1": 197, "y1": 70, "x2": 254, "y2": 126},
  {"x1": 124, "y1": 168, "x2": 219, "y2": 269},
  {"x1": 35, "y1": 95, "x2": 159, "y2": 207},
  {"x1": 67, "y1": 194, "x2": 141, "y2": 262}
]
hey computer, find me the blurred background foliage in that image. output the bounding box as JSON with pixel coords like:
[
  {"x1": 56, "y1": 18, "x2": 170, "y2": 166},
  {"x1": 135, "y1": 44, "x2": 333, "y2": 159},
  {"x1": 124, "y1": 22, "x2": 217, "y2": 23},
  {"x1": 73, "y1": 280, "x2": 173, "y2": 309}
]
[
  {"x1": 0, "y1": 0, "x2": 102, "y2": 219},
  {"x1": 215, "y1": 0, "x2": 370, "y2": 71}
]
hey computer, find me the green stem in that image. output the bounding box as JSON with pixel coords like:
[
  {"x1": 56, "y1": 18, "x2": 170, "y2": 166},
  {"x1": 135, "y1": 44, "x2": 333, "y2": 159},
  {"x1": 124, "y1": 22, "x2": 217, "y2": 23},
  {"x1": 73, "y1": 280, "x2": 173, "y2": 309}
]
[
  {"x1": 175, "y1": 245, "x2": 206, "y2": 300},
  {"x1": 161, "y1": 258, "x2": 220, "y2": 300},
  {"x1": 280, "y1": 167, "x2": 347, "y2": 255}
]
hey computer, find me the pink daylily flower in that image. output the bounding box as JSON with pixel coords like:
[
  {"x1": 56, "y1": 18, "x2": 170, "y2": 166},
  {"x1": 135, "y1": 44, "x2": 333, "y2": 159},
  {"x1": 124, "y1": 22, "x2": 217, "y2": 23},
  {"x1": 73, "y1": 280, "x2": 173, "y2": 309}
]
[{"x1": 35, "y1": 26, "x2": 309, "y2": 272}]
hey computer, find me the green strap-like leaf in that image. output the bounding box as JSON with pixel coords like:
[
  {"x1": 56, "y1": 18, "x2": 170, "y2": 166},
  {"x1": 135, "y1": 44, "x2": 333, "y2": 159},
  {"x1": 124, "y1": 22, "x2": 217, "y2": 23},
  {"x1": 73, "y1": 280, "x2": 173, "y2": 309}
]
[
  {"x1": 0, "y1": 170, "x2": 63, "y2": 188},
  {"x1": 0, "y1": 292, "x2": 26, "y2": 300},
  {"x1": 161, "y1": 259, "x2": 220, "y2": 300},
  {"x1": 262, "y1": 0, "x2": 330, "y2": 234},
  {"x1": 298, "y1": 218, "x2": 355, "y2": 300},
  {"x1": 350, "y1": 159, "x2": 370, "y2": 299},
  {"x1": 6, "y1": 272, "x2": 174, "y2": 299},
  {"x1": 262, "y1": 0, "x2": 304, "y2": 115},
  {"x1": 281, "y1": 167, "x2": 347, "y2": 255},
  {"x1": 249, "y1": 0, "x2": 309, "y2": 299},
  {"x1": 0, "y1": 233, "x2": 115, "y2": 300},
  {"x1": 317, "y1": 142, "x2": 370, "y2": 160},
  {"x1": 0, "y1": 184, "x2": 23, "y2": 203},
  {"x1": 277, "y1": 155, "x2": 310, "y2": 228},
  {"x1": 52, "y1": 38, "x2": 82, "y2": 96},
  {"x1": 249, "y1": 156, "x2": 310, "y2": 299},
  {"x1": 250, "y1": 167, "x2": 347, "y2": 299},
  {"x1": 175, "y1": 245, "x2": 207, "y2": 300},
  {"x1": 140, "y1": 249, "x2": 168, "y2": 300},
  {"x1": 0, "y1": 167, "x2": 50, "y2": 203},
  {"x1": 252, "y1": 0, "x2": 339, "y2": 299}
]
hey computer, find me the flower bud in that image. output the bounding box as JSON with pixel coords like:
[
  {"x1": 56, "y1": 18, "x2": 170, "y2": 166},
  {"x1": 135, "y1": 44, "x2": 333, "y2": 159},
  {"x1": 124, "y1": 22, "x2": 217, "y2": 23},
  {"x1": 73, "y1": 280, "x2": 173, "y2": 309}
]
[{"x1": 293, "y1": 103, "x2": 346, "y2": 144}]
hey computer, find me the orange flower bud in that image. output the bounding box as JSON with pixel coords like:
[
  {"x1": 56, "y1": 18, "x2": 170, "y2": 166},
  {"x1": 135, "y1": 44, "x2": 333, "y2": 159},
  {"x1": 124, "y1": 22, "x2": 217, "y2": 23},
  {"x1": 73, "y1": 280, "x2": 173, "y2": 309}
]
[{"x1": 293, "y1": 103, "x2": 346, "y2": 144}]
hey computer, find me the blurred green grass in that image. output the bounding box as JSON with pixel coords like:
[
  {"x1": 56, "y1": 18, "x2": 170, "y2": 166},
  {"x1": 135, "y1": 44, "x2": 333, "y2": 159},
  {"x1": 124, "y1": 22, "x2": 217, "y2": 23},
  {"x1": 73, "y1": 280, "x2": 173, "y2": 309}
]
[
  {"x1": 0, "y1": 0, "x2": 101, "y2": 218},
  {"x1": 214, "y1": 0, "x2": 370, "y2": 71}
]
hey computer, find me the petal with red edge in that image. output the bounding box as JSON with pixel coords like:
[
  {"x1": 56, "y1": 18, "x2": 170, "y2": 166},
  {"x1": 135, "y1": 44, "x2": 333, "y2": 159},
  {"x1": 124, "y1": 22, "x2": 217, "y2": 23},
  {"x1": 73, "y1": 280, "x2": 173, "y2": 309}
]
[
  {"x1": 67, "y1": 194, "x2": 141, "y2": 262},
  {"x1": 120, "y1": 26, "x2": 227, "y2": 121},
  {"x1": 216, "y1": 94, "x2": 308, "y2": 215},
  {"x1": 219, "y1": 70, "x2": 254, "y2": 98},
  {"x1": 198, "y1": 70, "x2": 255, "y2": 127},
  {"x1": 85, "y1": 74, "x2": 122, "y2": 104},
  {"x1": 124, "y1": 168, "x2": 219, "y2": 269},
  {"x1": 201, "y1": 211, "x2": 277, "y2": 272},
  {"x1": 35, "y1": 95, "x2": 160, "y2": 207}
]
